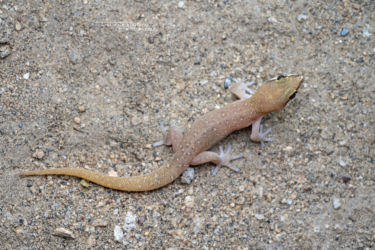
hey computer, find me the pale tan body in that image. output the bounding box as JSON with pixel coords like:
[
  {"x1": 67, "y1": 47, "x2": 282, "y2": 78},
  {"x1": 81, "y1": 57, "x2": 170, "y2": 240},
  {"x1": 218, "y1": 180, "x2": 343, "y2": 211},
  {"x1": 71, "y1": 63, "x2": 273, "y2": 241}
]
[{"x1": 19, "y1": 75, "x2": 303, "y2": 191}]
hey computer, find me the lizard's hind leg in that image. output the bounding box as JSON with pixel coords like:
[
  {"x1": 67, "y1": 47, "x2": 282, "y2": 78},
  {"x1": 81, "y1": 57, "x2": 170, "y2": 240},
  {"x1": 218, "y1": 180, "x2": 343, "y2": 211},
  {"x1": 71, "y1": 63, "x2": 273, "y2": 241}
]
[
  {"x1": 190, "y1": 145, "x2": 243, "y2": 176},
  {"x1": 152, "y1": 121, "x2": 184, "y2": 152}
]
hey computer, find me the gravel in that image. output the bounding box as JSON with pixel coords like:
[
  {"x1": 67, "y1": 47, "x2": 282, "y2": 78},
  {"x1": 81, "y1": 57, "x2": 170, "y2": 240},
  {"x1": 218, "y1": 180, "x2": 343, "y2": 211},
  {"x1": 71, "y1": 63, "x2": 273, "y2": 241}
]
[{"x1": 1, "y1": 1, "x2": 374, "y2": 249}]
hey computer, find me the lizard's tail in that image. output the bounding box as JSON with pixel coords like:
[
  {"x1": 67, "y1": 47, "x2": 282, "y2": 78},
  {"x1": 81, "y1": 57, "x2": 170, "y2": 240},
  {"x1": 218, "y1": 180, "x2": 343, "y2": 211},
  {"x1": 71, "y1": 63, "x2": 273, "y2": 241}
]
[{"x1": 19, "y1": 165, "x2": 183, "y2": 192}]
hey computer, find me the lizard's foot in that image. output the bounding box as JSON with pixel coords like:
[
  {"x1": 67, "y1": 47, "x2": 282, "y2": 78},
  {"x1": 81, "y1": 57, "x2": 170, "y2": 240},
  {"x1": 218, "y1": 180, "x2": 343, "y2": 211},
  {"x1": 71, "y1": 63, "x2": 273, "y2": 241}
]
[
  {"x1": 230, "y1": 77, "x2": 255, "y2": 100},
  {"x1": 250, "y1": 116, "x2": 272, "y2": 148},
  {"x1": 211, "y1": 145, "x2": 244, "y2": 176},
  {"x1": 254, "y1": 124, "x2": 272, "y2": 148}
]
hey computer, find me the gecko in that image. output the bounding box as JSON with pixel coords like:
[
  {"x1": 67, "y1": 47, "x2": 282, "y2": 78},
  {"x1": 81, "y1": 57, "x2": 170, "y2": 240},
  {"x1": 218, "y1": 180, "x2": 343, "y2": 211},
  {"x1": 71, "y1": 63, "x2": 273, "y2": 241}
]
[{"x1": 19, "y1": 75, "x2": 303, "y2": 192}]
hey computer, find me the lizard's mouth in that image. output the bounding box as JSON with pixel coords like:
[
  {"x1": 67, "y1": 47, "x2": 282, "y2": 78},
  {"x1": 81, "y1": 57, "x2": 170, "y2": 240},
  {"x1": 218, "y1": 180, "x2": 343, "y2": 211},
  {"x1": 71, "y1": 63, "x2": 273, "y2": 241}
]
[{"x1": 286, "y1": 75, "x2": 303, "y2": 101}]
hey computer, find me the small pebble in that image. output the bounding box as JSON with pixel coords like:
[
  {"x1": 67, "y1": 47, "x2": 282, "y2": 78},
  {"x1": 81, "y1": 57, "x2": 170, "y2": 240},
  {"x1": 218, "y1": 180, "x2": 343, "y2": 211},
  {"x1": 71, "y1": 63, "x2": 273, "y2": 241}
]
[
  {"x1": 15, "y1": 22, "x2": 22, "y2": 31},
  {"x1": 333, "y1": 197, "x2": 341, "y2": 209},
  {"x1": 175, "y1": 189, "x2": 184, "y2": 195},
  {"x1": 255, "y1": 214, "x2": 265, "y2": 220},
  {"x1": 69, "y1": 50, "x2": 81, "y2": 64},
  {"x1": 362, "y1": 25, "x2": 372, "y2": 38},
  {"x1": 184, "y1": 196, "x2": 194, "y2": 208},
  {"x1": 178, "y1": 1, "x2": 184, "y2": 8},
  {"x1": 338, "y1": 158, "x2": 347, "y2": 167},
  {"x1": 193, "y1": 217, "x2": 203, "y2": 233},
  {"x1": 268, "y1": 16, "x2": 277, "y2": 23},
  {"x1": 131, "y1": 116, "x2": 141, "y2": 125},
  {"x1": 0, "y1": 47, "x2": 10, "y2": 59},
  {"x1": 340, "y1": 28, "x2": 349, "y2": 37},
  {"x1": 181, "y1": 167, "x2": 194, "y2": 184},
  {"x1": 342, "y1": 176, "x2": 351, "y2": 184},
  {"x1": 199, "y1": 80, "x2": 208, "y2": 85},
  {"x1": 52, "y1": 228, "x2": 75, "y2": 239},
  {"x1": 120, "y1": 153, "x2": 127, "y2": 162},
  {"x1": 92, "y1": 219, "x2": 108, "y2": 227},
  {"x1": 113, "y1": 208, "x2": 119, "y2": 215},
  {"x1": 187, "y1": 187, "x2": 194, "y2": 195},
  {"x1": 114, "y1": 225, "x2": 124, "y2": 242},
  {"x1": 224, "y1": 77, "x2": 232, "y2": 89},
  {"x1": 87, "y1": 235, "x2": 96, "y2": 248},
  {"x1": 265, "y1": 193, "x2": 273, "y2": 202},
  {"x1": 39, "y1": 15, "x2": 48, "y2": 22},
  {"x1": 297, "y1": 13, "x2": 309, "y2": 22},
  {"x1": 74, "y1": 117, "x2": 81, "y2": 124},
  {"x1": 123, "y1": 211, "x2": 137, "y2": 232},
  {"x1": 236, "y1": 196, "x2": 245, "y2": 205},
  {"x1": 281, "y1": 198, "x2": 293, "y2": 205},
  {"x1": 284, "y1": 146, "x2": 294, "y2": 152},
  {"x1": 78, "y1": 105, "x2": 85, "y2": 112},
  {"x1": 18, "y1": 122, "x2": 23, "y2": 127},
  {"x1": 32, "y1": 149, "x2": 45, "y2": 160},
  {"x1": 108, "y1": 170, "x2": 118, "y2": 177},
  {"x1": 23, "y1": 72, "x2": 30, "y2": 79},
  {"x1": 79, "y1": 179, "x2": 91, "y2": 188}
]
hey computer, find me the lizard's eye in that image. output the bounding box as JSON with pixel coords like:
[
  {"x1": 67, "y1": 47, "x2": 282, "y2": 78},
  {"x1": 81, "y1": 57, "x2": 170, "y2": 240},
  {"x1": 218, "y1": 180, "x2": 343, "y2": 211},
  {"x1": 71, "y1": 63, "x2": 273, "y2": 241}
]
[
  {"x1": 277, "y1": 75, "x2": 286, "y2": 80},
  {"x1": 289, "y1": 92, "x2": 297, "y2": 100}
]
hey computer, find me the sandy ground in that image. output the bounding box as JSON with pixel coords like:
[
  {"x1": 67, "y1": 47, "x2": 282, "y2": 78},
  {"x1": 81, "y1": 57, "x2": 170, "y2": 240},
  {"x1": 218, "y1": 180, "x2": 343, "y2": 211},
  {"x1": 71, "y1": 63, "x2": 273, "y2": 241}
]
[{"x1": 1, "y1": 0, "x2": 374, "y2": 249}]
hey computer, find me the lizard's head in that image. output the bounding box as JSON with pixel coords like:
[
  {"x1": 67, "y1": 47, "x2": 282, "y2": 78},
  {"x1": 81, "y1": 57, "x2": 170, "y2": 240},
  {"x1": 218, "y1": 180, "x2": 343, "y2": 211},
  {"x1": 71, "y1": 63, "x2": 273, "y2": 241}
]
[{"x1": 252, "y1": 75, "x2": 303, "y2": 114}]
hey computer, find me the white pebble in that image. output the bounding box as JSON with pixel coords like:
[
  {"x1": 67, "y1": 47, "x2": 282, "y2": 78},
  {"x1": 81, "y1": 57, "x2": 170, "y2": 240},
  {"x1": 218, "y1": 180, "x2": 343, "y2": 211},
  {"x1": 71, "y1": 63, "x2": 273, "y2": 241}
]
[
  {"x1": 333, "y1": 197, "x2": 341, "y2": 209},
  {"x1": 267, "y1": 16, "x2": 277, "y2": 23},
  {"x1": 113, "y1": 208, "x2": 119, "y2": 215},
  {"x1": 363, "y1": 29, "x2": 371, "y2": 38},
  {"x1": 199, "y1": 80, "x2": 208, "y2": 85},
  {"x1": 123, "y1": 211, "x2": 137, "y2": 232},
  {"x1": 15, "y1": 22, "x2": 21, "y2": 31},
  {"x1": 193, "y1": 217, "x2": 203, "y2": 233},
  {"x1": 114, "y1": 225, "x2": 124, "y2": 242},
  {"x1": 178, "y1": 1, "x2": 184, "y2": 8},
  {"x1": 255, "y1": 214, "x2": 264, "y2": 220},
  {"x1": 338, "y1": 158, "x2": 347, "y2": 167},
  {"x1": 73, "y1": 117, "x2": 81, "y2": 124},
  {"x1": 53, "y1": 227, "x2": 75, "y2": 239},
  {"x1": 297, "y1": 13, "x2": 309, "y2": 22},
  {"x1": 32, "y1": 149, "x2": 45, "y2": 160},
  {"x1": 184, "y1": 196, "x2": 194, "y2": 208},
  {"x1": 23, "y1": 72, "x2": 30, "y2": 79}
]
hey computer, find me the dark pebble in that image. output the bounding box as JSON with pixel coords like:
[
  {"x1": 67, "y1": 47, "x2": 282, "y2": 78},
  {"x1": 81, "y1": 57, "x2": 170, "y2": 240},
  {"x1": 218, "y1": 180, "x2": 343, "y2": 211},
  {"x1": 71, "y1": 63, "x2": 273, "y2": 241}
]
[{"x1": 342, "y1": 176, "x2": 351, "y2": 184}]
